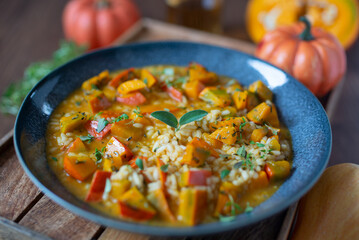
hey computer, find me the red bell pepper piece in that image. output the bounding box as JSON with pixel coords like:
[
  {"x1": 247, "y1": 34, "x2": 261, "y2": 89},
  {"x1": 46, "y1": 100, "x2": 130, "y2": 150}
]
[
  {"x1": 116, "y1": 91, "x2": 146, "y2": 106},
  {"x1": 85, "y1": 170, "x2": 112, "y2": 202},
  {"x1": 84, "y1": 120, "x2": 112, "y2": 140},
  {"x1": 108, "y1": 68, "x2": 136, "y2": 88}
]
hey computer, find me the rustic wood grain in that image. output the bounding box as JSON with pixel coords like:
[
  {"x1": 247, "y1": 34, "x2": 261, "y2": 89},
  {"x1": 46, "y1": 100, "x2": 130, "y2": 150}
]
[
  {"x1": 18, "y1": 196, "x2": 101, "y2": 240},
  {"x1": 0, "y1": 216, "x2": 51, "y2": 240},
  {"x1": 99, "y1": 228, "x2": 151, "y2": 240},
  {"x1": 0, "y1": 145, "x2": 41, "y2": 221}
]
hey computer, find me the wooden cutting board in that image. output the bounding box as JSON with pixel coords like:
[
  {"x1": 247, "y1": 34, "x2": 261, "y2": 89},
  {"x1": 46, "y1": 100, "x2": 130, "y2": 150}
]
[{"x1": 0, "y1": 18, "x2": 342, "y2": 240}]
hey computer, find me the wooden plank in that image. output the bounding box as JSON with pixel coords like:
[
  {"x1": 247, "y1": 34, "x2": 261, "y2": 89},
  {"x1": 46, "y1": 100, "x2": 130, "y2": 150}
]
[
  {"x1": 0, "y1": 144, "x2": 41, "y2": 221},
  {"x1": 19, "y1": 196, "x2": 101, "y2": 240},
  {"x1": 0, "y1": 216, "x2": 51, "y2": 240},
  {"x1": 99, "y1": 228, "x2": 150, "y2": 240}
]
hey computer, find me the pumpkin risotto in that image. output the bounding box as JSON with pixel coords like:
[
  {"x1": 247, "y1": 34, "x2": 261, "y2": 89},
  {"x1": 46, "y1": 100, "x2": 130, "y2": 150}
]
[{"x1": 46, "y1": 63, "x2": 292, "y2": 226}]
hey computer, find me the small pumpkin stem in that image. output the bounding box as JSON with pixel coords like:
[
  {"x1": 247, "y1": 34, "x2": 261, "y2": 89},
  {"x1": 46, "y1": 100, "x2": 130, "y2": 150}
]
[
  {"x1": 96, "y1": 0, "x2": 110, "y2": 9},
  {"x1": 299, "y1": 16, "x2": 314, "y2": 41}
]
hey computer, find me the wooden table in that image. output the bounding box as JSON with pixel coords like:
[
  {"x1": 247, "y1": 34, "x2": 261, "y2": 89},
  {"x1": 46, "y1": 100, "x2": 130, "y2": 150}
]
[{"x1": 0, "y1": 1, "x2": 358, "y2": 239}]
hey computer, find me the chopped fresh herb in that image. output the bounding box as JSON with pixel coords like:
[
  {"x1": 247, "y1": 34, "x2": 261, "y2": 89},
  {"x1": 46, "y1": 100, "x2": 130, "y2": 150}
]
[
  {"x1": 133, "y1": 106, "x2": 143, "y2": 119},
  {"x1": 174, "y1": 76, "x2": 188, "y2": 84},
  {"x1": 233, "y1": 161, "x2": 243, "y2": 169},
  {"x1": 97, "y1": 118, "x2": 109, "y2": 133},
  {"x1": 94, "y1": 148, "x2": 103, "y2": 162},
  {"x1": 101, "y1": 146, "x2": 106, "y2": 152},
  {"x1": 160, "y1": 164, "x2": 169, "y2": 172},
  {"x1": 112, "y1": 113, "x2": 129, "y2": 123},
  {"x1": 143, "y1": 78, "x2": 148, "y2": 85},
  {"x1": 135, "y1": 158, "x2": 144, "y2": 170},
  {"x1": 79, "y1": 134, "x2": 94, "y2": 143},
  {"x1": 220, "y1": 169, "x2": 230, "y2": 179},
  {"x1": 249, "y1": 140, "x2": 255, "y2": 144},
  {"x1": 75, "y1": 101, "x2": 81, "y2": 106},
  {"x1": 244, "y1": 153, "x2": 253, "y2": 170},
  {"x1": 127, "y1": 136, "x2": 132, "y2": 141},
  {"x1": 237, "y1": 146, "x2": 246, "y2": 158},
  {"x1": 256, "y1": 143, "x2": 265, "y2": 147},
  {"x1": 51, "y1": 157, "x2": 58, "y2": 162},
  {"x1": 219, "y1": 215, "x2": 236, "y2": 222},
  {"x1": 245, "y1": 202, "x2": 253, "y2": 213}
]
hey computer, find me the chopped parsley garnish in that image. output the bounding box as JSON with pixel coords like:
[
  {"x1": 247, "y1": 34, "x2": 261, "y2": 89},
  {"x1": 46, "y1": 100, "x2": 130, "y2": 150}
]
[
  {"x1": 91, "y1": 84, "x2": 99, "y2": 90},
  {"x1": 143, "y1": 78, "x2": 148, "y2": 85},
  {"x1": 244, "y1": 153, "x2": 253, "y2": 170},
  {"x1": 220, "y1": 169, "x2": 230, "y2": 179},
  {"x1": 79, "y1": 134, "x2": 94, "y2": 143},
  {"x1": 160, "y1": 164, "x2": 169, "y2": 172},
  {"x1": 51, "y1": 157, "x2": 58, "y2": 162},
  {"x1": 112, "y1": 113, "x2": 129, "y2": 123},
  {"x1": 75, "y1": 101, "x2": 82, "y2": 106},
  {"x1": 237, "y1": 146, "x2": 246, "y2": 158},
  {"x1": 256, "y1": 143, "x2": 265, "y2": 147},
  {"x1": 135, "y1": 158, "x2": 144, "y2": 170},
  {"x1": 94, "y1": 148, "x2": 103, "y2": 162},
  {"x1": 133, "y1": 106, "x2": 143, "y2": 119},
  {"x1": 233, "y1": 161, "x2": 243, "y2": 169},
  {"x1": 249, "y1": 140, "x2": 255, "y2": 144},
  {"x1": 96, "y1": 118, "x2": 109, "y2": 133}
]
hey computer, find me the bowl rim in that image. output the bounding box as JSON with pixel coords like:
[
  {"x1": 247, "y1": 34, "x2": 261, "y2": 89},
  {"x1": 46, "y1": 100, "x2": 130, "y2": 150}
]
[{"x1": 14, "y1": 40, "x2": 332, "y2": 236}]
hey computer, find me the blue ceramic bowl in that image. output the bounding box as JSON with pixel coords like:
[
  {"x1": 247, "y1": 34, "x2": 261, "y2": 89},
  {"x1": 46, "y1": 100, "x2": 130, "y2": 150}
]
[{"x1": 14, "y1": 41, "x2": 331, "y2": 236}]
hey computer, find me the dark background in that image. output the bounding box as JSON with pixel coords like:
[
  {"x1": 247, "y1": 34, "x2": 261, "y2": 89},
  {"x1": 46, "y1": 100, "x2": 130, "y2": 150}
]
[{"x1": 0, "y1": 0, "x2": 358, "y2": 165}]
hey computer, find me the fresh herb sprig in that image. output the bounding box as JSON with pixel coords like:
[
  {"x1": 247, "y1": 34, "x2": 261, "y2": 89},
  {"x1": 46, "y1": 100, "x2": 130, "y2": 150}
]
[
  {"x1": 0, "y1": 41, "x2": 86, "y2": 115},
  {"x1": 150, "y1": 109, "x2": 208, "y2": 131}
]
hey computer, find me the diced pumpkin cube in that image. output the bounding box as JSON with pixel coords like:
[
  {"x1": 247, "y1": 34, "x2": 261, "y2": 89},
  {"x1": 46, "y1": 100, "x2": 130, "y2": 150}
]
[
  {"x1": 147, "y1": 189, "x2": 176, "y2": 223},
  {"x1": 118, "y1": 187, "x2": 156, "y2": 221},
  {"x1": 248, "y1": 171, "x2": 269, "y2": 192},
  {"x1": 109, "y1": 68, "x2": 136, "y2": 88},
  {"x1": 250, "y1": 127, "x2": 269, "y2": 142},
  {"x1": 117, "y1": 79, "x2": 147, "y2": 94},
  {"x1": 104, "y1": 137, "x2": 133, "y2": 170},
  {"x1": 178, "y1": 188, "x2": 207, "y2": 226},
  {"x1": 141, "y1": 69, "x2": 157, "y2": 87},
  {"x1": 209, "y1": 117, "x2": 247, "y2": 132},
  {"x1": 188, "y1": 62, "x2": 207, "y2": 71},
  {"x1": 233, "y1": 90, "x2": 260, "y2": 111},
  {"x1": 184, "y1": 80, "x2": 205, "y2": 99},
  {"x1": 110, "y1": 179, "x2": 131, "y2": 199},
  {"x1": 102, "y1": 85, "x2": 116, "y2": 101},
  {"x1": 98, "y1": 110, "x2": 124, "y2": 119},
  {"x1": 84, "y1": 120, "x2": 112, "y2": 140},
  {"x1": 190, "y1": 137, "x2": 219, "y2": 157},
  {"x1": 85, "y1": 170, "x2": 112, "y2": 202},
  {"x1": 181, "y1": 137, "x2": 218, "y2": 167},
  {"x1": 82, "y1": 70, "x2": 110, "y2": 91},
  {"x1": 189, "y1": 68, "x2": 218, "y2": 84},
  {"x1": 116, "y1": 91, "x2": 146, "y2": 106},
  {"x1": 247, "y1": 102, "x2": 280, "y2": 127},
  {"x1": 209, "y1": 126, "x2": 237, "y2": 145},
  {"x1": 129, "y1": 112, "x2": 153, "y2": 126},
  {"x1": 249, "y1": 80, "x2": 273, "y2": 101},
  {"x1": 268, "y1": 136, "x2": 280, "y2": 150},
  {"x1": 87, "y1": 91, "x2": 112, "y2": 114},
  {"x1": 214, "y1": 182, "x2": 239, "y2": 216},
  {"x1": 227, "y1": 83, "x2": 243, "y2": 94},
  {"x1": 199, "y1": 87, "x2": 231, "y2": 107},
  {"x1": 265, "y1": 161, "x2": 291, "y2": 181},
  {"x1": 181, "y1": 169, "x2": 212, "y2": 187},
  {"x1": 181, "y1": 144, "x2": 209, "y2": 167},
  {"x1": 111, "y1": 120, "x2": 144, "y2": 141},
  {"x1": 67, "y1": 138, "x2": 86, "y2": 153},
  {"x1": 203, "y1": 133, "x2": 223, "y2": 149},
  {"x1": 128, "y1": 156, "x2": 148, "y2": 169},
  {"x1": 233, "y1": 91, "x2": 247, "y2": 110},
  {"x1": 60, "y1": 112, "x2": 88, "y2": 133},
  {"x1": 64, "y1": 155, "x2": 96, "y2": 181}
]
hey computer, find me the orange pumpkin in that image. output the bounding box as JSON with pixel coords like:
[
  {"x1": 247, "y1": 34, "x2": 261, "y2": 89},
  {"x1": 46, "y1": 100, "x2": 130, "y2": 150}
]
[
  {"x1": 255, "y1": 17, "x2": 346, "y2": 97},
  {"x1": 63, "y1": 0, "x2": 140, "y2": 50}
]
